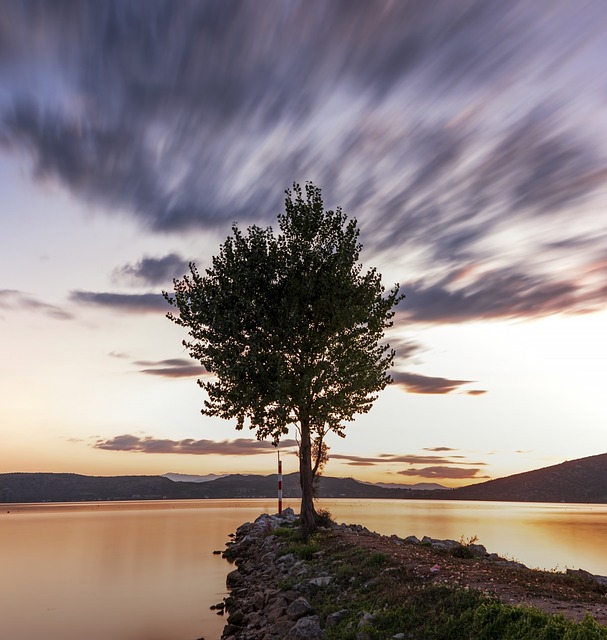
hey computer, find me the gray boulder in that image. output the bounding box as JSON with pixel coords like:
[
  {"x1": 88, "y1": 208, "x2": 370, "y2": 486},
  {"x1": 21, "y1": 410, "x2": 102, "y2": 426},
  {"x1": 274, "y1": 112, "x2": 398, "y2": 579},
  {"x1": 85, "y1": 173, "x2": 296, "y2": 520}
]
[
  {"x1": 326, "y1": 609, "x2": 349, "y2": 627},
  {"x1": 287, "y1": 596, "x2": 314, "y2": 620},
  {"x1": 286, "y1": 615, "x2": 324, "y2": 640}
]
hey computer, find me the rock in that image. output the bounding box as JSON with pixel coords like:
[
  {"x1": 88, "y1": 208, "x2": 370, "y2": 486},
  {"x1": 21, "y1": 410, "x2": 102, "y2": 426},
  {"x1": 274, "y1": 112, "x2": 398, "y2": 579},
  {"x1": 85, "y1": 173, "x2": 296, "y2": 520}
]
[
  {"x1": 250, "y1": 591, "x2": 265, "y2": 611},
  {"x1": 285, "y1": 615, "x2": 324, "y2": 640},
  {"x1": 278, "y1": 553, "x2": 297, "y2": 566},
  {"x1": 358, "y1": 611, "x2": 374, "y2": 627},
  {"x1": 432, "y1": 539, "x2": 461, "y2": 552},
  {"x1": 308, "y1": 576, "x2": 332, "y2": 587},
  {"x1": 265, "y1": 596, "x2": 288, "y2": 622},
  {"x1": 246, "y1": 612, "x2": 265, "y2": 629},
  {"x1": 326, "y1": 609, "x2": 349, "y2": 627},
  {"x1": 404, "y1": 535, "x2": 420, "y2": 544},
  {"x1": 287, "y1": 596, "x2": 313, "y2": 620},
  {"x1": 282, "y1": 590, "x2": 302, "y2": 603},
  {"x1": 222, "y1": 624, "x2": 241, "y2": 637},
  {"x1": 226, "y1": 569, "x2": 244, "y2": 588},
  {"x1": 468, "y1": 543, "x2": 488, "y2": 557},
  {"x1": 566, "y1": 568, "x2": 607, "y2": 587},
  {"x1": 226, "y1": 609, "x2": 244, "y2": 626}
]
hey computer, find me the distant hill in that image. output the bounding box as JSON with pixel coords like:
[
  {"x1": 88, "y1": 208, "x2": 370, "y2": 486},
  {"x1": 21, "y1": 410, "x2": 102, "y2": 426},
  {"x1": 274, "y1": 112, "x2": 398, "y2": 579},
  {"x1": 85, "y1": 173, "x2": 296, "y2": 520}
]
[
  {"x1": 2, "y1": 453, "x2": 606, "y2": 504},
  {"x1": 162, "y1": 472, "x2": 226, "y2": 483},
  {"x1": 0, "y1": 473, "x2": 185, "y2": 503},
  {"x1": 197, "y1": 473, "x2": 435, "y2": 499},
  {"x1": 369, "y1": 481, "x2": 448, "y2": 491},
  {"x1": 447, "y1": 452, "x2": 607, "y2": 503},
  {"x1": 0, "y1": 472, "x2": 435, "y2": 503}
]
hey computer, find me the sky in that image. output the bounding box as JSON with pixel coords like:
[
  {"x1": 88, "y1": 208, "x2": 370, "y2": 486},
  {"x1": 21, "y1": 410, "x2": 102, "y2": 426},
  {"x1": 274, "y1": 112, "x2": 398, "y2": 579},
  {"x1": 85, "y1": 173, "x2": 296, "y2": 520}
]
[{"x1": 1, "y1": 0, "x2": 606, "y2": 488}]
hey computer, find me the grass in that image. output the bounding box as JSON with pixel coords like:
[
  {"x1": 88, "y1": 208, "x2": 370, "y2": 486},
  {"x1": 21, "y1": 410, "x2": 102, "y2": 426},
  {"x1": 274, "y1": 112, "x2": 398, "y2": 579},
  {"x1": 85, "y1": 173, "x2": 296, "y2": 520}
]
[
  {"x1": 275, "y1": 525, "x2": 322, "y2": 560},
  {"x1": 268, "y1": 524, "x2": 607, "y2": 640}
]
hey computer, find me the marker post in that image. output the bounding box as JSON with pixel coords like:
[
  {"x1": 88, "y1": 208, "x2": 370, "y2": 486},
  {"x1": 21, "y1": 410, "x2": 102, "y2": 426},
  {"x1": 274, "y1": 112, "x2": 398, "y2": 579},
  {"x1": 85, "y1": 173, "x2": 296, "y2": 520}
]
[{"x1": 277, "y1": 449, "x2": 283, "y2": 515}]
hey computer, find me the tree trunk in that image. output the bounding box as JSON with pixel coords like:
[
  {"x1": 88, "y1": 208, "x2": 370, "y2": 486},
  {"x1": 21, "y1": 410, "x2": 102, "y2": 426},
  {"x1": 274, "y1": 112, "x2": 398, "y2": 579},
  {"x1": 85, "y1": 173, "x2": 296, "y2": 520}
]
[{"x1": 299, "y1": 416, "x2": 317, "y2": 534}]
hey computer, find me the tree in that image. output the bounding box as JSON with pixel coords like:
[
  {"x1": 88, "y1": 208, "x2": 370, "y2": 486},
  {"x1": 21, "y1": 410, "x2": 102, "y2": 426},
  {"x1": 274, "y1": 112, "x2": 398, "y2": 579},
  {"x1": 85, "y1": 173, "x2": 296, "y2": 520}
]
[{"x1": 164, "y1": 182, "x2": 403, "y2": 532}]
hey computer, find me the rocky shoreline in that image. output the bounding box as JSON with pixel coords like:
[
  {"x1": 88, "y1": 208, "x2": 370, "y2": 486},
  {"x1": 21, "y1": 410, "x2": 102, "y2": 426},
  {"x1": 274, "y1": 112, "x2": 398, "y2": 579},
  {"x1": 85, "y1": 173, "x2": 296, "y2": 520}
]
[{"x1": 215, "y1": 509, "x2": 607, "y2": 639}]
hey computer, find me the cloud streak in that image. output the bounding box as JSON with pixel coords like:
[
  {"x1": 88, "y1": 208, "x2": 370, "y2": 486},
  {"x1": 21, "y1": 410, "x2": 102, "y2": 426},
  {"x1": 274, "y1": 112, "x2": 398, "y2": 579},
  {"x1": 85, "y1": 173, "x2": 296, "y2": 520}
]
[
  {"x1": 391, "y1": 371, "x2": 475, "y2": 395},
  {"x1": 70, "y1": 291, "x2": 169, "y2": 313},
  {"x1": 398, "y1": 466, "x2": 489, "y2": 480},
  {"x1": 113, "y1": 254, "x2": 191, "y2": 287},
  {"x1": 135, "y1": 358, "x2": 206, "y2": 378},
  {"x1": 0, "y1": 289, "x2": 72, "y2": 320},
  {"x1": 93, "y1": 435, "x2": 299, "y2": 456},
  {"x1": 1, "y1": 0, "x2": 606, "y2": 326},
  {"x1": 330, "y1": 453, "x2": 486, "y2": 467}
]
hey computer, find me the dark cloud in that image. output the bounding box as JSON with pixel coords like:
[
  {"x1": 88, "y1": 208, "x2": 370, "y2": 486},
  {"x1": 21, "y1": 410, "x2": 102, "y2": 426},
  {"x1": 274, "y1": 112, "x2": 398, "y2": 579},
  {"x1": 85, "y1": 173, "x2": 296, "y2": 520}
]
[
  {"x1": 0, "y1": 289, "x2": 72, "y2": 319},
  {"x1": 135, "y1": 358, "x2": 206, "y2": 378},
  {"x1": 389, "y1": 337, "x2": 427, "y2": 363},
  {"x1": 70, "y1": 290, "x2": 169, "y2": 313},
  {"x1": 113, "y1": 254, "x2": 191, "y2": 286},
  {"x1": 330, "y1": 453, "x2": 485, "y2": 467},
  {"x1": 1, "y1": 0, "x2": 606, "y2": 323},
  {"x1": 423, "y1": 447, "x2": 458, "y2": 452},
  {"x1": 466, "y1": 389, "x2": 488, "y2": 396},
  {"x1": 93, "y1": 434, "x2": 298, "y2": 455},
  {"x1": 391, "y1": 371, "x2": 474, "y2": 394},
  {"x1": 398, "y1": 466, "x2": 490, "y2": 480},
  {"x1": 398, "y1": 269, "x2": 581, "y2": 325}
]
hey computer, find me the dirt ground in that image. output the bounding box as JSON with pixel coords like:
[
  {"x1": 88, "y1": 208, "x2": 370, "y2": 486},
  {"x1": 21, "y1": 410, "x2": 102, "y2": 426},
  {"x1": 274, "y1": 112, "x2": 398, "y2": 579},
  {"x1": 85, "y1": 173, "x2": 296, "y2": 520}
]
[{"x1": 337, "y1": 529, "x2": 607, "y2": 625}]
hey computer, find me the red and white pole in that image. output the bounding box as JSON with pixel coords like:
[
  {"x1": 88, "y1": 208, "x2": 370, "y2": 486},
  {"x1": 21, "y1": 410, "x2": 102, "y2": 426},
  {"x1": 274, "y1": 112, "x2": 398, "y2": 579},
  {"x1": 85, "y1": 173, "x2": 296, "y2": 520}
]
[{"x1": 277, "y1": 449, "x2": 283, "y2": 515}]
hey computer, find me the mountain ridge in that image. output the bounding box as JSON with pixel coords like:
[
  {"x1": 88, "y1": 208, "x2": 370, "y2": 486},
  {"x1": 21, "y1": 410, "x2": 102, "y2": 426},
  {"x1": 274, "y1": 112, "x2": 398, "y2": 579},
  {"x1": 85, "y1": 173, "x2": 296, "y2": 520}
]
[
  {"x1": 446, "y1": 452, "x2": 607, "y2": 503},
  {"x1": 1, "y1": 452, "x2": 606, "y2": 503}
]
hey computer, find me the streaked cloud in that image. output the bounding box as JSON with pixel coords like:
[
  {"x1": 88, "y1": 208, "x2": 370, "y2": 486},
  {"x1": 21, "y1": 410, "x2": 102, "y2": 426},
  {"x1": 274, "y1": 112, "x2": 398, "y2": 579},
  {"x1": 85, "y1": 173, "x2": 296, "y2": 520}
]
[
  {"x1": 0, "y1": 289, "x2": 72, "y2": 320},
  {"x1": 113, "y1": 254, "x2": 191, "y2": 287},
  {"x1": 398, "y1": 269, "x2": 583, "y2": 325},
  {"x1": 398, "y1": 466, "x2": 490, "y2": 480},
  {"x1": 70, "y1": 290, "x2": 169, "y2": 313},
  {"x1": 93, "y1": 435, "x2": 298, "y2": 455},
  {"x1": 135, "y1": 358, "x2": 206, "y2": 378},
  {"x1": 389, "y1": 337, "x2": 427, "y2": 363},
  {"x1": 391, "y1": 371, "x2": 475, "y2": 394},
  {"x1": 330, "y1": 453, "x2": 486, "y2": 467},
  {"x1": 0, "y1": 0, "x2": 606, "y2": 327}
]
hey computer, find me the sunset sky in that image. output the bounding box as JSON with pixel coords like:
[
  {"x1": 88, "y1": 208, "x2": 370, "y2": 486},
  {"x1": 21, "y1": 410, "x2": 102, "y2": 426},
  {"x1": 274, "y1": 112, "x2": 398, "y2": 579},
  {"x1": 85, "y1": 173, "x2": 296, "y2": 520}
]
[{"x1": 1, "y1": 0, "x2": 606, "y2": 488}]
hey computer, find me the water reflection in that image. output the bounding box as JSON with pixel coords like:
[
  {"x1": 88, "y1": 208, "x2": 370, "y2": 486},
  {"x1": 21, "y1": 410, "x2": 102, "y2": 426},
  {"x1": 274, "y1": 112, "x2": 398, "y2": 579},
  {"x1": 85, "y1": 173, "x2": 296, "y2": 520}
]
[
  {"x1": 321, "y1": 499, "x2": 607, "y2": 574},
  {"x1": 0, "y1": 499, "x2": 297, "y2": 640},
  {"x1": 1, "y1": 498, "x2": 607, "y2": 640}
]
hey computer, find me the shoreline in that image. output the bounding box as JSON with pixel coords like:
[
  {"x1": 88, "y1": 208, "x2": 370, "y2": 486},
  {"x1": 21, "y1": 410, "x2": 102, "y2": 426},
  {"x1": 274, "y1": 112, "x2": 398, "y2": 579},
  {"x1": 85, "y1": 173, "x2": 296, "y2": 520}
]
[{"x1": 217, "y1": 510, "x2": 607, "y2": 639}]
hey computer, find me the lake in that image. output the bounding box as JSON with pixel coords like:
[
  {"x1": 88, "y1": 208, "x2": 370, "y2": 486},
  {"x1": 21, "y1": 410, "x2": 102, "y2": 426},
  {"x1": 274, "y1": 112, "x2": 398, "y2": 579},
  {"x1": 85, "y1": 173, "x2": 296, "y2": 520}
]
[{"x1": 1, "y1": 498, "x2": 607, "y2": 640}]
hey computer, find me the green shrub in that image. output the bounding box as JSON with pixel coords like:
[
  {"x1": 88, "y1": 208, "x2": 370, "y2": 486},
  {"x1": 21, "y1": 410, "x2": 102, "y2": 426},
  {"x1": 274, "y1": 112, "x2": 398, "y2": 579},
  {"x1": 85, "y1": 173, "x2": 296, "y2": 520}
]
[
  {"x1": 289, "y1": 540, "x2": 321, "y2": 560},
  {"x1": 363, "y1": 552, "x2": 388, "y2": 567}
]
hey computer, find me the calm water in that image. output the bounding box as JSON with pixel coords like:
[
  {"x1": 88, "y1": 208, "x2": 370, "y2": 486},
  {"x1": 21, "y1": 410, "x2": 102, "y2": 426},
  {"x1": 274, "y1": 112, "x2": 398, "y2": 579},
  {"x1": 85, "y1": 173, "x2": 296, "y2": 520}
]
[{"x1": 1, "y1": 498, "x2": 607, "y2": 640}]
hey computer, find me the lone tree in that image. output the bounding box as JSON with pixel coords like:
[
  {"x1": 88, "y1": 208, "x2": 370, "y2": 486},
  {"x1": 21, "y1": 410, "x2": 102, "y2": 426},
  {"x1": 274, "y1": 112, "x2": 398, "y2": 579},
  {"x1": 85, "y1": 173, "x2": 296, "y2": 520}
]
[{"x1": 165, "y1": 183, "x2": 403, "y2": 532}]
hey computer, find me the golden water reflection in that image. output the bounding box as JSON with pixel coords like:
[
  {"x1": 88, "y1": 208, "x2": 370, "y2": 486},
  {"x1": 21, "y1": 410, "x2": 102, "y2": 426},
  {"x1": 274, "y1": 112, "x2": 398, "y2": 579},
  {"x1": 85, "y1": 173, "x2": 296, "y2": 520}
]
[
  {"x1": 1, "y1": 498, "x2": 607, "y2": 640},
  {"x1": 0, "y1": 499, "x2": 297, "y2": 640},
  {"x1": 322, "y1": 499, "x2": 607, "y2": 574}
]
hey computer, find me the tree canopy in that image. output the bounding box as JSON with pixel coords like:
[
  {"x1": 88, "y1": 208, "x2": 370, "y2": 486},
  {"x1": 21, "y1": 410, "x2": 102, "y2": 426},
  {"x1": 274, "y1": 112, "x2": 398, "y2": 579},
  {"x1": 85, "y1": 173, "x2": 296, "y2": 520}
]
[{"x1": 165, "y1": 182, "x2": 403, "y2": 531}]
